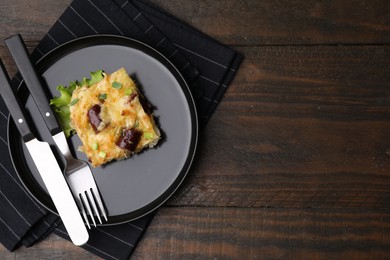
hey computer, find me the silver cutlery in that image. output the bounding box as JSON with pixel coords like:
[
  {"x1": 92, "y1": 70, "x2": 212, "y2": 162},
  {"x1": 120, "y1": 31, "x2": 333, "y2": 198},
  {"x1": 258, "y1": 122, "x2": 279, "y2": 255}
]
[
  {"x1": 0, "y1": 59, "x2": 89, "y2": 245},
  {"x1": 5, "y1": 34, "x2": 107, "y2": 228}
]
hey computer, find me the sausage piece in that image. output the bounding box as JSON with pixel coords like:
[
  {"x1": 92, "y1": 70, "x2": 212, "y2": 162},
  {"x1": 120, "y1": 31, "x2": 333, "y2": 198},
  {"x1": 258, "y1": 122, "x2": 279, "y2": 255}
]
[{"x1": 116, "y1": 128, "x2": 142, "y2": 151}]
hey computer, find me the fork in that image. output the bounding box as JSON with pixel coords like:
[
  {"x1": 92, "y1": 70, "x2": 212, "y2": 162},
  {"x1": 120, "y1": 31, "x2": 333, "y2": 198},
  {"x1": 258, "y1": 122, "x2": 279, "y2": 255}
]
[
  {"x1": 53, "y1": 132, "x2": 108, "y2": 228},
  {"x1": 5, "y1": 34, "x2": 107, "y2": 228}
]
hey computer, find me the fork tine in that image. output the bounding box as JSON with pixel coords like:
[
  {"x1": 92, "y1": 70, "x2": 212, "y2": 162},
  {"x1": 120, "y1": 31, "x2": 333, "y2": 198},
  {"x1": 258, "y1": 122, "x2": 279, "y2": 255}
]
[
  {"x1": 91, "y1": 187, "x2": 108, "y2": 221},
  {"x1": 77, "y1": 199, "x2": 91, "y2": 229},
  {"x1": 86, "y1": 189, "x2": 102, "y2": 224},
  {"x1": 80, "y1": 192, "x2": 96, "y2": 227}
]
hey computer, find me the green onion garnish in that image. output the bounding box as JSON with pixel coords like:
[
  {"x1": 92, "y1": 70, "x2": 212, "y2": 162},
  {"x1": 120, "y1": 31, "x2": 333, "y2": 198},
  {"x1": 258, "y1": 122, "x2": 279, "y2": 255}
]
[
  {"x1": 70, "y1": 98, "x2": 79, "y2": 106},
  {"x1": 112, "y1": 81, "x2": 122, "y2": 89},
  {"x1": 99, "y1": 93, "x2": 107, "y2": 100},
  {"x1": 124, "y1": 88, "x2": 133, "y2": 96},
  {"x1": 92, "y1": 143, "x2": 99, "y2": 150},
  {"x1": 98, "y1": 151, "x2": 107, "y2": 158},
  {"x1": 144, "y1": 132, "x2": 154, "y2": 139}
]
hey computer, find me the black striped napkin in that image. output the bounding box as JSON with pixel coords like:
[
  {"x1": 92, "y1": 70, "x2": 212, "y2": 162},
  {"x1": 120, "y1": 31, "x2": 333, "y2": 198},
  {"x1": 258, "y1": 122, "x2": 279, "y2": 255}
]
[{"x1": 0, "y1": 0, "x2": 243, "y2": 258}]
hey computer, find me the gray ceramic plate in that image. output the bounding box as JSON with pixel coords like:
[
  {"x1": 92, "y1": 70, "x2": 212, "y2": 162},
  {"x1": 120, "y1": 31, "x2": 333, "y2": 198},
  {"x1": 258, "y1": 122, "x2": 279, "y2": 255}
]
[{"x1": 8, "y1": 35, "x2": 198, "y2": 225}]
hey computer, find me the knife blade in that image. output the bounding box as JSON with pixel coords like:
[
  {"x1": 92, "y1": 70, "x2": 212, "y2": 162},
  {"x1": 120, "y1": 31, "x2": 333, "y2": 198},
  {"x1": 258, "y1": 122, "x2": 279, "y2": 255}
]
[{"x1": 0, "y1": 60, "x2": 89, "y2": 246}]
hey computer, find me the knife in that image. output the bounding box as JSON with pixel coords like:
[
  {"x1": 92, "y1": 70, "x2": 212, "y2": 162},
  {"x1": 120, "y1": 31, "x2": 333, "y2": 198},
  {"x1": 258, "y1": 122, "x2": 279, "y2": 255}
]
[
  {"x1": 5, "y1": 34, "x2": 108, "y2": 228},
  {"x1": 0, "y1": 60, "x2": 89, "y2": 246}
]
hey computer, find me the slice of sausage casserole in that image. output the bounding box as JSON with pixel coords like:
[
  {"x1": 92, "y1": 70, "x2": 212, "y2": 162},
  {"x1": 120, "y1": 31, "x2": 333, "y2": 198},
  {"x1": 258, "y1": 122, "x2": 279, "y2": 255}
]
[{"x1": 69, "y1": 68, "x2": 160, "y2": 167}]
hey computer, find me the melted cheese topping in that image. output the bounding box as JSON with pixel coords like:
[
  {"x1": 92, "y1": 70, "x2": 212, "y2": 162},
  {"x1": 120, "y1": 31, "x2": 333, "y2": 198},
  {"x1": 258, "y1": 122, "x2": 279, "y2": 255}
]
[{"x1": 69, "y1": 68, "x2": 160, "y2": 167}]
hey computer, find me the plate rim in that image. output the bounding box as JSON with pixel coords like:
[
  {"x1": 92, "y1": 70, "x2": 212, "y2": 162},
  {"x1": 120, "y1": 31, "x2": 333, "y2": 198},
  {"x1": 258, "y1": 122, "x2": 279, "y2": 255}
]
[{"x1": 7, "y1": 34, "x2": 198, "y2": 225}]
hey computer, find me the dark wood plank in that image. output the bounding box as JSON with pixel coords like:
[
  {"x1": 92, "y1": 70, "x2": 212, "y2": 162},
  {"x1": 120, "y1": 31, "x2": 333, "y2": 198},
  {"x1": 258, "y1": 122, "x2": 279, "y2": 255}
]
[
  {"x1": 134, "y1": 207, "x2": 390, "y2": 259},
  {"x1": 1, "y1": 0, "x2": 390, "y2": 45},
  {"x1": 0, "y1": 0, "x2": 70, "y2": 42},
  {"x1": 2, "y1": 207, "x2": 390, "y2": 259},
  {"x1": 148, "y1": 0, "x2": 390, "y2": 45}
]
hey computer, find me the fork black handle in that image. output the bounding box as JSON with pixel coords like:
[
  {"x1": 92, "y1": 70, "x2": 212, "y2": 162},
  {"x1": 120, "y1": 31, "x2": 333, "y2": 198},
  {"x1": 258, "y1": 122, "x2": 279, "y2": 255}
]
[
  {"x1": 0, "y1": 59, "x2": 35, "y2": 142},
  {"x1": 5, "y1": 34, "x2": 62, "y2": 136}
]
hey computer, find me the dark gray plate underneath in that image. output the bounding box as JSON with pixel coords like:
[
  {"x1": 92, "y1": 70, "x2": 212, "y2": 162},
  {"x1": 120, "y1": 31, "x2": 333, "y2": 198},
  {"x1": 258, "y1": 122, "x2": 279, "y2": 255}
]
[{"x1": 8, "y1": 35, "x2": 198, "y2": 225}]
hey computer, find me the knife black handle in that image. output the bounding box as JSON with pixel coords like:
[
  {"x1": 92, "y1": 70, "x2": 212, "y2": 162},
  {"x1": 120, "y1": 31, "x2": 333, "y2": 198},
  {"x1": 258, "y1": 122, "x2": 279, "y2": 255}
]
[
  {"x1": 5, "y1": 34, "x2": 62, "y2": 136},
  {"x1": 0, "y1": 60, "x2": 34, "y2": 142}
]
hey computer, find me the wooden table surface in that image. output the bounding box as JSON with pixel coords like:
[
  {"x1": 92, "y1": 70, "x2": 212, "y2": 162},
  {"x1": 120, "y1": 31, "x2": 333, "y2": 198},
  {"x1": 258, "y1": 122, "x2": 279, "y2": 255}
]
[{"x1": 1, "y1": 0, "x2": 390, "y2": 259}]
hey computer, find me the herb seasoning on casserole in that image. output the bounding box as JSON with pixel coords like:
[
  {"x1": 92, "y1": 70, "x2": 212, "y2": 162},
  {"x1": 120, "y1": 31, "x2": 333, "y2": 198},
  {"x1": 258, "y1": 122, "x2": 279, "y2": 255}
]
[{"x1": 50, "y1": 68, "x2": 161, "y2": 167}]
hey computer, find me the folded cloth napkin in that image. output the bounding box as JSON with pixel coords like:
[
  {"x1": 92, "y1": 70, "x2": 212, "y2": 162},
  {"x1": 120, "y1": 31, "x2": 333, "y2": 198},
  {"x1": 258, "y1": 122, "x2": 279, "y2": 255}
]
[{"x1": 0, "y1": 0, "x2": 243, "y2": 258}]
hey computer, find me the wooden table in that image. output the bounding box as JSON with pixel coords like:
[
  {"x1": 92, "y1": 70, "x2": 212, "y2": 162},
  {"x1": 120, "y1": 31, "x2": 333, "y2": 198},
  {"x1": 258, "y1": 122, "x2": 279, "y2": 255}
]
[{"x1": 1, "y1": 0, "x2": 390, "y2": 259}]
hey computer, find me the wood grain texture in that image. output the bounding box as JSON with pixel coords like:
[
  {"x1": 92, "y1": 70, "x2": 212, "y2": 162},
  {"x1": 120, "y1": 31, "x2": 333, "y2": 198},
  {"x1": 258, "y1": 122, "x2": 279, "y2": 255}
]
[
  {"x1": 135, "y1": 207, "x2": 390, "y2": 259},
  {"x1": 0, "y1": 0, "x2": 70, "y2": 42},
  {"x1": 2, "y1": 207, "x2": 389, "y2": 259},
  {"x1": 147, "y1": 0, "x2": 390, "y2": 45},
  {"x1": 0, "y1": 0, "x2": 390, "y2": 259},
  {"x1": 0, "y1": 0, "x2": 389, "y2": 45}
]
